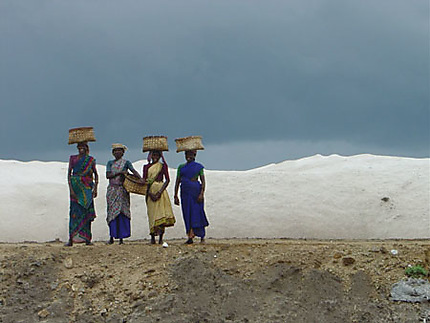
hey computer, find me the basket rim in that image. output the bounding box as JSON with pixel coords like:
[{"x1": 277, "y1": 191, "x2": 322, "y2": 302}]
[
  {"x1": 125, "y1": 174, "x2": 143, "y2": 183},
  {"x1": 143, "y1": 135, "x2": 168, "y2": 140},
  {"x1": 174, "y1": 135, "x2": 202, "y2": 142},
  {"x1": 69, "y1": 126, "x2": 94, "y2": 132}
]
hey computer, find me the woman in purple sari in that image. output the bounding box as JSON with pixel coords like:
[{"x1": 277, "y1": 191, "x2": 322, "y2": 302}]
[
  {"x1": 66, "y1": 142, "x2": 98, "y2": 246},
  {"x1": 174, "y1": 150, "x2": 209, "y2": 244}
]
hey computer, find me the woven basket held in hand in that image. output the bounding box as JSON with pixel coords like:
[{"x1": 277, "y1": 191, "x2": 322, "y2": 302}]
[
  {"x1": 142, "y1": 136, "x2": 169, "y2": 152},
  {"x1": 124, "y1": 174, "x2": 147, "y2": 195},
  {"x1": 68, "y1": 127, "x2": 96, "y2": 144},
  {"x1": 175, "y1": 136, "x2": 205, "y2": 152}
]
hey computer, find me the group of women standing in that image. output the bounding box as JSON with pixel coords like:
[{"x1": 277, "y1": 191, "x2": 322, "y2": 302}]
[{"x1": 66, "y1": 138, "x2": 209, "y2": 246}]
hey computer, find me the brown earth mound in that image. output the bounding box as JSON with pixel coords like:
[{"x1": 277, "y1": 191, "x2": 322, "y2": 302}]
[{"x1": 0, "y1": 239, "x2": 429, "y2": 322}]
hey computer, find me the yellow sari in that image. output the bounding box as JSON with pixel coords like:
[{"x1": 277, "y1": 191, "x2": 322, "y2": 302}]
[{"x1": 145, "y1": 162, "x2": 175, "y2": 234}]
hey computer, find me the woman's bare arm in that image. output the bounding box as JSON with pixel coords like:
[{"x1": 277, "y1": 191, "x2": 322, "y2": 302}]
[
  {"x1": 174, "y1": 175, "x2": 181, "y2": 205},
  {"x1": 93, "y1": 162, "x2": 99, "y2": 198},
  {"x1": 198, "y1": 173, "x2": 205, "y2": 202}
]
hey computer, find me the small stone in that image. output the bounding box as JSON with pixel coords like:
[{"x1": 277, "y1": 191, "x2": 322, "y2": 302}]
[
  {"x1": 380, "y1": 247, "x2": 388, "y2": 254},
  {"x1": 165, "y1": 295, "x2": 175, "y2": 303},
  {"x1": 131, "y1": 293, "x2": 141, "y2": 301},
  {"x1": 381, "y1": 197, "x2": 390, "y2": 202},
  {"x1": 38, "y1": 309, "x2": 50, "y2": 318},
  {"x1": 333, "y1": 252, "x2": 343, "y2": 259},
  {"x1": 133, "y1": 300, "x2": 144, "y2": 308},
  {"x1": 342, "y1": 257, "x2": 355, "y2": 266},
  {"x1": 145, "y1": 306, "x2": 152, "y2": 314},
  {"x1": 63, "y1": 257, "x2": 73, "y2": 269}
]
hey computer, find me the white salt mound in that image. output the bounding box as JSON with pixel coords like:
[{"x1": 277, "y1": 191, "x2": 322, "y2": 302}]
[{"x1": 0, "y1": 154, "x2": 428, "y2": 242}]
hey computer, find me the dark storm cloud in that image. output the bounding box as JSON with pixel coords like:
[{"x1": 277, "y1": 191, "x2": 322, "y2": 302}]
[{"x1": 1, "y1": 0, "x2": 428, "y2": 167}]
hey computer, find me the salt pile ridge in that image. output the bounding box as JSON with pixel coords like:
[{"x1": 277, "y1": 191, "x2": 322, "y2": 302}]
[{"x1": 0, "y1": 154, "x2": 428, "y2": 242}]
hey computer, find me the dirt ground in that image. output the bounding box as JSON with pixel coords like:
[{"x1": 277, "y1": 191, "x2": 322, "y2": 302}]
[{"x1": 0, "y1": 238, "x2": 429, "y2": 323}]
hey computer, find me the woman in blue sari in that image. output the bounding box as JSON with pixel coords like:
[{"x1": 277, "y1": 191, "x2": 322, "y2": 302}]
[
  {"x1": 174, "y1": 150, "x2": 209, "y2": 244},
  {"x1": 66, "y1": 142, "x2": 99, "y2": 246}
]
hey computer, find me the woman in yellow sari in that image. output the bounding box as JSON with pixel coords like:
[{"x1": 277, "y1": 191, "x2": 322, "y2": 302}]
[{"x1": 142, "y1": 150, "x2": 175, "y2": 244}]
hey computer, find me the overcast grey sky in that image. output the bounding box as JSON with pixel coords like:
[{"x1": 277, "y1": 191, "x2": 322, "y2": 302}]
[{"x1": 1, "y1": 0, "x2": 428, "y2": 170}]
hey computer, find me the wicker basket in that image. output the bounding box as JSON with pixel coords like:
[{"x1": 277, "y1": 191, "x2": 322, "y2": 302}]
[
  {"x1": 68, "y1": 127, "x2": 96, "y2": 144},
  {"x1": 175, "y1": 136, "x2": 205, "y2": 152},
  {"x1": 123, "y1": 174, "x2": 147, "y2": 195},
  {"x1": 142, "y1": 136, "x2": 169, "y2": 152}
]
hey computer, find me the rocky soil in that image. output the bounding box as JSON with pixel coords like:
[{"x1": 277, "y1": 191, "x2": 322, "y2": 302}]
[{"x1": 0, "y1": 239, "x2": 429, "y2": 323}]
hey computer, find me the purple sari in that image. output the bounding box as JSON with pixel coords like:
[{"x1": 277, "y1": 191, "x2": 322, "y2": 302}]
[{"x1": 179, "y1": 161, "x2": 209, "y2": 237}]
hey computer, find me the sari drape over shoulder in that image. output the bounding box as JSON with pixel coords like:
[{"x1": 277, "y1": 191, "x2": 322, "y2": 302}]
[
  {"x1": 145, "y1": 162, "x2": 175, "y2": 235},
  {"x1": 178, "y1": 161, "x2": 209, "y2": 238},
  {"x1": 69, "y1": 154, "x2": 96, "y2": 243}
]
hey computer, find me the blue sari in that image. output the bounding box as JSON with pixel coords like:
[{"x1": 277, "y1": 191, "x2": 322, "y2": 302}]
[{"x1": 179, "y1": 161, "x2": 209, "y2": 237}]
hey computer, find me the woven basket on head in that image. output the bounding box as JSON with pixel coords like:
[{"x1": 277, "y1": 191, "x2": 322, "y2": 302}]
[
  {"x1": 68, "y1": 127, "x2": 96, "y2": 145},
  {"x1": 142, "y1": 136, "x2": 169, "y2": 152},
  {"x1": 175, "y1": 136, "x2": 205, "y2": 152},
  {"x1": 124, "y1": 174, "x2": 147, "y2": 195}
]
